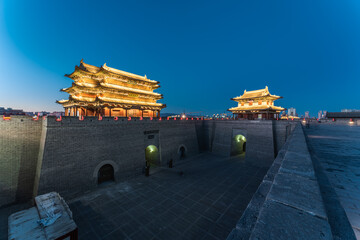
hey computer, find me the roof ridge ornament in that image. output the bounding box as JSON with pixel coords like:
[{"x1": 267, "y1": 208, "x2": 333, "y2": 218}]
[
  {"x1": 80, "y1": 59, "x2": 84, "y2": 63},
  {"x1": 144, "y1": 74, "x2": 147, "y2": 79},
  {"x1": 103, "y1": 63, "x2": 107, "y2": 67}
]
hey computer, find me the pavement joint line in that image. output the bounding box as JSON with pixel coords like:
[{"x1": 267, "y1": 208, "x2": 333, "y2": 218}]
[
  {"x1": 2, "y1": 153, "x2": 265, "y2": 240},
  {"x1": 101, "y1": 225, "x2": 126, "y2": 239},
  {"x1": 217, "y1": 167, "x2": 264, "y2": 222}
]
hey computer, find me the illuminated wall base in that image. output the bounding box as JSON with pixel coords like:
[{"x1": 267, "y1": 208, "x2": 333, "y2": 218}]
[{"x1": 64, "y1": 107, "x2": 160, "y2": 118}]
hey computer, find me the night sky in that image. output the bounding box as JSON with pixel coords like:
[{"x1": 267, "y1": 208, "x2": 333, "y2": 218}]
[{"x1": 1, "y1": 0, "x2": 360, "y2": 116}]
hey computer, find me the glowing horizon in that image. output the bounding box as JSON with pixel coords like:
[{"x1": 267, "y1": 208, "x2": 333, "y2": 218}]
[{"x1": 1, "y1": 1, "x2": 360, "y2": 116}]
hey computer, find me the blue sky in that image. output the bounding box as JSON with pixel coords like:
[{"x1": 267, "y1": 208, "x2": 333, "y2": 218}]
[{"x1": 1, "y1": 0, "x2": 360, "y2": 116}]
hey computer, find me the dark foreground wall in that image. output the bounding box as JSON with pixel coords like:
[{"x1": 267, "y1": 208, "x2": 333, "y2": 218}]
[
  {"x1": 0, "y1": 116, "x2": 295, "y2": 206},
  {"x1": 227, "y1": 124, "x2": 333, "y2": 240},
  {"x1": 204, "y1": 120, "x2": 296, "y2": 167},
  {"x1": 0, "y1": 116, "x2": 43, "y2": 207},
  {"x1": 207, "y1": 120, "x2": 275, "y2": 167},
  {"x1": 34, "y1": 117, "x2": 200, "y2": 199}
]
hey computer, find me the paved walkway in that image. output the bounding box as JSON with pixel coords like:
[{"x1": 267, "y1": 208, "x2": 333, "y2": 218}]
[
  {"x1": 0, "y1": 153, "x2": 268, "y2": 240},
  {"x1": 305, "y1": 124, "x2": 360, "y2": 239},
  {"x1": 67, "y1": 153, "x2": 267, "y2": 240}
]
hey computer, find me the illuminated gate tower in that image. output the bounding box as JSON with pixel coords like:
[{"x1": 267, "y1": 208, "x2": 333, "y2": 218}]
[
  {"x1": 228, "y1": 86, "x2": 285, "y2": 120},
  {"x1": 57, "y1": 60, "x2": 166, "y2": 117}
]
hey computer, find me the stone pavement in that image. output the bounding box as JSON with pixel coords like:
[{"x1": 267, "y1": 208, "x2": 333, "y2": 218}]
[
  {"x1": 305, "y1": 124, "x2": 360, "y2": 239},
  {"x1": 66, "y1": 153, "x2": 268, "y2": 240},
  {"x1": 228, "y1": 124, "x2": 333, "y2": 240},
  {"x1": 0, "y1": 153, "x2": 267, "y2": 240}
]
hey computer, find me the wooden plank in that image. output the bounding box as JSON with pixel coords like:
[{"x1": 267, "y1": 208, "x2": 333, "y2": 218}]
[
  {"x1": 35, "y1": 192, "x2": 77, "y2": 240},
  {"x1": 8, "y1": 192, "x2": 77, "y2": 240},
  {"x1": 8, "y1": 207, "x2": 46, "y2": 240}
]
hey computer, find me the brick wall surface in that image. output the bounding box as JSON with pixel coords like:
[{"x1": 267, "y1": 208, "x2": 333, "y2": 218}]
[
  {"x1": 0, "y1": 116, "x2": 295, "y2": 206},
  {"x1": 0, "y1": 116, "x2": 42, "y2": 206},
  {"x1": 35, "y1": 117, "x2": 201, "y2": 200}
]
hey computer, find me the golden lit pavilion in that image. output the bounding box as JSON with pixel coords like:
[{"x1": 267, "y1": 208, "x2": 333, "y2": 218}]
[
  {"x1": 57, "y1": 60, "x2": 166, "y2": 117},
  {"x1": 228, "y1": 86, "x2": 285, "y2": 120}
]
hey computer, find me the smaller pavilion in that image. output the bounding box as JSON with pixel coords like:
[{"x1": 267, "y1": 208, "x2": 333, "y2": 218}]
[{"x1": 228, "y1": 86, "x2": 285, "y2": 120}]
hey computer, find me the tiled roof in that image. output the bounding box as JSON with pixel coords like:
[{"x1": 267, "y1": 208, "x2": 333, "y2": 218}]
[
  {"x1": 232, "y1": 86, "x2": 282, "y2": 100},
  {"x1": 75, "y1": 59, "x2": 157, "y2": 83}
]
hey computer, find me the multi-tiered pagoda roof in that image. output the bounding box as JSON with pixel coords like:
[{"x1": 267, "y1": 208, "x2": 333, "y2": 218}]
[
  {"x1": 228, "y1": 86, "x2": 285, "y2": 120},
  {"x1": 57, "y1": 60, "x2": 166, "y2": 117}
]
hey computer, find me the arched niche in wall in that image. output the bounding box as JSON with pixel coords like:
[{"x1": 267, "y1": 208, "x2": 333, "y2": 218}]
[
  {"x1": 93, "y1": 160, "x2": 119, "y2": 185},
  {"x1": 177, "y1": 144, "x2": 187, "y2": 159}
]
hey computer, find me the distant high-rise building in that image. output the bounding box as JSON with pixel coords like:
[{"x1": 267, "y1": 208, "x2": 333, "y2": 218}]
[
  {"x1": 318, "y1": 111, "x2": 322, "y2": 120},
  {"x1": 305, "y1": 111, "x2": 310, "y2": 119},
  {"x1": 322, "y1": 111, "x2": 327, "y2": 119},
  {"x1": 288, "y1": 107, "x2": 296, "y2": 116}
]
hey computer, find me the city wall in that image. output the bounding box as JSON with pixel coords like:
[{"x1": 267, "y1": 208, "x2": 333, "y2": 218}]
[
  {"x1": 0, "y1": 117, "x2": 43, "y2": 207},
  {"x1": 203, "y1": 120, "x2": 296, "y2": 167},
  {"x1": 34, "y1": 117, "x2": 201, "y2": 199},
  {"x1": 314, "y1": 119, "x2": 360, "y2": 126},
  {"x1": 227, "y1": 124, "x2": 333, "y2": 240},
  {"x1": 0, "y1": 116, "x2": 295, "y2": 207}
]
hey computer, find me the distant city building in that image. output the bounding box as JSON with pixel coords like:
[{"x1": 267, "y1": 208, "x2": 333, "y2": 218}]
[
  {"x1": 0, "y1": 107, "x2": 25, "y2": 116},
  {"x1": 305, "y1": 111, "x2": 310, "y2": 119},
  {"x1": 280, "y1": 108, "x2": 299, "y2": 120},
  {"x1": 288, "y1": 107, "x2": 296, "y2": 117},
  {"x1": 327, "y1": 112, "x2": 360, "y2": 123},
  {"x1": 228, "y1": 86, "x2": 285, "y2": 120},
  {"x1": 48, "y1": 112, "x2": 65, "y2": 117},
  {"x1": 159, "y1": 112, "x2": 177, "y2": 118},
  {"x1": 209, "y1": 113, "x2": 231, "y2": 119},
  {"x1": 341, "y1": 109, "x2": 360, "y2": 112},
  {"x1": 318, "y1": 111, "x2": 322, "y2": 120},
  {"x1": 35, "y1": 111, "x2": 50, "y2": 116},
  {"x1": 211, "y1": 113, "x2": 230, "y2": 119},
  {"x1": 322, "y1": 111, "x2": 327, "y2": 119}
]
